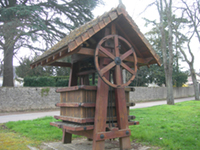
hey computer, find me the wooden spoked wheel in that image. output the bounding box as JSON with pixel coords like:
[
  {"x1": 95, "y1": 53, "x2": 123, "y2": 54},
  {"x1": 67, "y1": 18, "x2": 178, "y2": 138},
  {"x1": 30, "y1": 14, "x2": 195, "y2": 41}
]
[{"x1": 95, "y1": 35, "x2": 137, "y2": 88}]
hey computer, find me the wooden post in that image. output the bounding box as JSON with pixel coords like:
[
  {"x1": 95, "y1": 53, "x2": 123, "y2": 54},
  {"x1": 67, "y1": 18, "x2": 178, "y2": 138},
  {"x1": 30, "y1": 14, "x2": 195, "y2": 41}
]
[
  {"x1": 68, "y1": 62, "x2": 79, "y2": 86},
  {"x1": 112, "y1": 22, "x2": 131, "y2": 149},
  {"x1": 115, "y1": 87, "x2": 131, "y2": 149},
  {"x1": 92, "y1": 58, "x2": 110, "y2": 150},
  {"x1": 62, "y1": 129, "x2": 72, "y2": 144},
  {"x1": 114, "y1": 56, "x2": 131, "y2": 150}
]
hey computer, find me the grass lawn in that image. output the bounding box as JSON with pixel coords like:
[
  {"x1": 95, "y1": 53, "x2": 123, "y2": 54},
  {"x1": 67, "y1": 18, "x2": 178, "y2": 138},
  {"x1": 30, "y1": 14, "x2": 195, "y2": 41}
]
[
  {"x1": 0, "y1": 124, "x2": 41, "y2": 150},
  {"x1": 130, "y1": 100, "x2": 200, "y2": 150},
  {"x1": 3, "y1": 100, "x2": 200, "y2": 150}
]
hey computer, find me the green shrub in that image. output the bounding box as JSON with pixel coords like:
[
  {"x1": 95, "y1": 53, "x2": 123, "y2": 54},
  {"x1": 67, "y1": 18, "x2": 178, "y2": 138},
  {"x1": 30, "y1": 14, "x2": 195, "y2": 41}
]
[
  {"x1": 24, "y1": 76, "x2": 69, "y2": 87},
  {"x1": 55, "y1": 79, "x2": 69, "y2": 87}
]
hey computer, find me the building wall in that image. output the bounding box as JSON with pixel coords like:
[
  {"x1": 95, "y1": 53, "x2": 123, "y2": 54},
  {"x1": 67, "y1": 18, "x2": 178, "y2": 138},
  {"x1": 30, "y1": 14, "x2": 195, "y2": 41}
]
[{"x1": 0, "y1": 86, "x2": 195, "y2": 112}]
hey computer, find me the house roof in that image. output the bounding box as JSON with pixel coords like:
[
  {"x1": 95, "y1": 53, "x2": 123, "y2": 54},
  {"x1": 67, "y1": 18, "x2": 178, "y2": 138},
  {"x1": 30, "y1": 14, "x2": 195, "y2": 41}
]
[{"x1": 30, "y1": 4, "x2": 161, "y2": 68}]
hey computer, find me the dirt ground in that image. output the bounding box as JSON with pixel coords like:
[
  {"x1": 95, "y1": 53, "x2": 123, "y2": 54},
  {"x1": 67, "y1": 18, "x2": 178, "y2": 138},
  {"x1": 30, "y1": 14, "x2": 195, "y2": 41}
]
[{"x1": 36, "y1": 138, "x2": 160, "y2": 150}]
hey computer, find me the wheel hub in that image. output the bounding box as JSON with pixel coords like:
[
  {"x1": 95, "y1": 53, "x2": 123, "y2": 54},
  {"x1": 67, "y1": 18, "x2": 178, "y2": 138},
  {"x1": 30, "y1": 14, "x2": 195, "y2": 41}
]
[{"x1": 114, "y1": 57, "x2": 121, "y2": 65}]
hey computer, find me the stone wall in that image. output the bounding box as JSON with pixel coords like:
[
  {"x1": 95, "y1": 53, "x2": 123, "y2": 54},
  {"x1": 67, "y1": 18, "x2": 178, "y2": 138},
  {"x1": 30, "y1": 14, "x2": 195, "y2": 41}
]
[
  {"x1": 130, "y1": 87, "x2": 194, "y2": 102},
  {"x1": 0, "y1": 86, "x2": 195, "y2": 112},
  {"x1": 0, "y1": 87, "x2": 60, "y2": 112}
]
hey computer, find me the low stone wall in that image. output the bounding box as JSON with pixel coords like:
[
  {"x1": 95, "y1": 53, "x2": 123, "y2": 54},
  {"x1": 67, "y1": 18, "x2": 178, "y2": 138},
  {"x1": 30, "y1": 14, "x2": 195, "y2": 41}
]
[
  {"x1": 0, "y1": 87, "x2": 60, "y2": 112},
  {"x1": 130, "y1": 87, "x2": 194, "y2": 102},
  {"x1": 0, "y1": 86, "x2": 195, "y2": 112}
]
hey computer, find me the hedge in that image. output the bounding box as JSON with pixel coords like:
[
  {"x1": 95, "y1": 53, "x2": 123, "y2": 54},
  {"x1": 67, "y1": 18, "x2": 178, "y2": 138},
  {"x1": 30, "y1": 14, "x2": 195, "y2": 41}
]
[{"x1": 24, "y1": 76, "x2": 69, "y2": 87}]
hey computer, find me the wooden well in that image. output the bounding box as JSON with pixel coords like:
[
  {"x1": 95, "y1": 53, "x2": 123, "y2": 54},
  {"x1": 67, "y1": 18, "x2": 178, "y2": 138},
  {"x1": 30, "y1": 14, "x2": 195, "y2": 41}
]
[{"x1": 30, "y1": 4, "x2": 161, "y2": 150}]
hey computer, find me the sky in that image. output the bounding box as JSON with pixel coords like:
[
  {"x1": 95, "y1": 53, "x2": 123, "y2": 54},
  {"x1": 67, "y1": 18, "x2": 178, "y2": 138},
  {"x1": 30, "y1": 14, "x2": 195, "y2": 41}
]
[
  {"x1": 13, "y1": 0, "x2": 200, "y2": 73},
  {"x1": 92, "y1": 0, "x2": 200, "y2": 73}
]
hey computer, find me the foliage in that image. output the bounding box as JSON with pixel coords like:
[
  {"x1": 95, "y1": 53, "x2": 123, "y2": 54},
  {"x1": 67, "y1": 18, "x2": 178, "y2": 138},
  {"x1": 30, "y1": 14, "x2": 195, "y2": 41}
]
[
  {"x1": 0, "y1": 0, "x2": 103, "y2": 86},
  {"x1": 130, "y1": 100, "x2": 200, "y2": 150},
  {"x1": 142, "y1": 14, "x2": 189, "y2": 87},
  {"x1": 173, "y1": 69, "x2": 188, "y2": 87},
  {"x1": 16, "y1": 56, "x2": 71, "y2": 78},
  {"x1": 130, "y1": 65, "x2": 188, "y2": 87},
  {"x1": 55, "y1": 79, "x2": 69, "y2": 87},
  {"x1": 24, "y1": 76, "x2": 69, "y2": 87},
  {"x1": 41, "y1": 87, "x2": 50, "y2": 97},
  {"x1": 16, "y1": 56, "x2": 54, "y2": 78},
  {"x1": 130, "y1": 66, "x2": 150, "y2": 87}
]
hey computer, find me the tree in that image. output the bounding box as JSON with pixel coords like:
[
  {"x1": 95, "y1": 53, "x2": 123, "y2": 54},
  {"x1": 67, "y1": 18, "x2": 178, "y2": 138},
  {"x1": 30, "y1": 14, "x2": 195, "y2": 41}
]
[
  {"x1": 176, "y1": 0, "x2": 200, "y2": 100},
  {"x1": 0, "y1": 59, "x2": 3, "y2": 76},
  {"x1": 15, "y1": 56, "x2": 54, "y2": 78},
  {"x1": 130, "y1": 64, "x2": 188, "y2": 87},
  {"x1": 144, "y1": 0, "x2": 174, "y2": 104},
  {"x1": 0, "y1": 0, "x2": 102, "y2": 86},
  {"x1": 144, "y1": 14, "x2": 189, "y2": 88},
  {"x1": 16, "y1": 56, "x2": 71, "y2": 77},
  {"x1": 144, "y1": 0, "x2": 191, "y2": 104},
  {"x1": 160, "y1": 0, "x2": 174, "y2": 104}
]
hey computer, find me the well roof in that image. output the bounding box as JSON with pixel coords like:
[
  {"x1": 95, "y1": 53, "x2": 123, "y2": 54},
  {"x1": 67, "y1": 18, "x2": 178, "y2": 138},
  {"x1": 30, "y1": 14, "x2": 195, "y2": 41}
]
[{"x1": 30, "y1": 4, "x2": 161, "y2": 68}]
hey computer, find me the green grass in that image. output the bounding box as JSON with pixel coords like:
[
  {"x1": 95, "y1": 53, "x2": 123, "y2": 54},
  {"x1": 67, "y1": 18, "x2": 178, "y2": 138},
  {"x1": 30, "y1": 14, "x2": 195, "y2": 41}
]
[
  {"x1": 4, "y1": 100, "x2": 200, "y2": 150},
  {"x1": 6, "y1": 116, "x2": 80, "y2": 143},
  {"x1": 130, "y1": 100, "x2": 200, "y2": 150},
  {"x1": 6, "y1": 116, "x2": 62, "y2": 142},
  {"x1": 0, "y1": 124, "x2": 41, "y2": 150}
]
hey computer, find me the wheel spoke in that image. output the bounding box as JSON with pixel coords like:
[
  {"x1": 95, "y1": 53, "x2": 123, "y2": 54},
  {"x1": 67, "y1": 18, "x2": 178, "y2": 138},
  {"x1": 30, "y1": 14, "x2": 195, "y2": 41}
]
[
  {"x1": 99, "y1": 61, "x2": 116, "y2": 76},
  {"x1": 120, "y1": 49, "x2": 133, "y2": 60},
  {"x1": 121, "y1": 62, "x2": 135, "y2": 75},
  {"x1": 99, "y1": 46, "x2": 115, "y2": 60},
  {"x1": 115, "y1": 65, "x2": 122, "y2": 86},
  {"x1": 114, "y1": 35, "x2": 120, "y2": 57}
]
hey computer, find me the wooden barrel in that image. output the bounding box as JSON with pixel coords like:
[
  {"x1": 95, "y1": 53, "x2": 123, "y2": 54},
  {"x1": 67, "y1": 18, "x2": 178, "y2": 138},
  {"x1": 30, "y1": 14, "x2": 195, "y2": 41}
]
[{"x1": 54, "y1": 85, "x2": 135, "y2": 124}]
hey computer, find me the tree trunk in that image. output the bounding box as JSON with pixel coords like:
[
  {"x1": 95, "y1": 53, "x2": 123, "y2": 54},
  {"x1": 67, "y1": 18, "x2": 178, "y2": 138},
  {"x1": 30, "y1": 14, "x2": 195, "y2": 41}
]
[
  {"x1": 166, "y1": 68, "x2": 174, "y2": 104},
  {"x1": 3, "y1": 46, "x2": 14, "y2": 87},
  {"x1": 190, "y1": 65, "x2": 199, "y2": 100},
  {"x1": 158, "y1": 0, "x2": 174, "y2": 104},
  {"x1": 166, "y1": 0, "x2": 174, "y2": 105}
]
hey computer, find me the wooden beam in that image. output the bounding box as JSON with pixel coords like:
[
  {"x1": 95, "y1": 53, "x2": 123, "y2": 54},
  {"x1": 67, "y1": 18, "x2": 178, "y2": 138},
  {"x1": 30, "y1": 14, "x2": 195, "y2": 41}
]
[
  {"x1": 66, "y1": 130, "x2": 94, "y2": 140},
  {"x1": 62, "y1": 129, "x2": 72, "y2": 144},
  {"x1": 31, "y1": 46, "x2": 81, "y2": 69},
  {"x1": 111, "y1": 23, "x2": 117, "y2": 34},
  {"x1": 95, "y1": 129, "x2": 131, "y2": 141},
  {"x1": 50, "y1": 121, "x2": 139, "y2": 132},
  {"x1": 77, "y1": 47, "x2": 146, "y2": 64},
  {"x1": 56, "y1": 85, "x2": 97, "y2": 93},
  {"x1": 55, "y1": 102, "x2": 135, "y2": 108},
  {"x1": 114, "y1": 59, "x2": 131, "y2": 149},
  {"x1": 47, "y1": 62, "x2": 72, "y2": 67},
  {"x1": 116, "y1": 23, "x2": 144, "y2": 58},
  {"x1": 54, "y1": 115, "x2": 135, "y2": 124},
  {"x1": 77, "y1": 70, "x2": 96, "y2": 76},
  {"x1": 68, "y1": 62, "x2": 79, "y2": 86}
]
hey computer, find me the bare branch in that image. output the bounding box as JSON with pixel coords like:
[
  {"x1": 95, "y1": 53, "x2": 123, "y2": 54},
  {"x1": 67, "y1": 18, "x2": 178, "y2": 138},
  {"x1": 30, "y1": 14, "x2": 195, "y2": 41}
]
[
  {"x1": 0, "y1": 40, "x2": 4, "y2": 47},
  {"x1": 187, "y1": 31, "x2": 195, "y2": 64},
  {"x1": 0, "y1": 1, "x2": 5, "y2": 7},
  {"x1": 139, "y1": 1, "x2": 157, "y2": 16}
]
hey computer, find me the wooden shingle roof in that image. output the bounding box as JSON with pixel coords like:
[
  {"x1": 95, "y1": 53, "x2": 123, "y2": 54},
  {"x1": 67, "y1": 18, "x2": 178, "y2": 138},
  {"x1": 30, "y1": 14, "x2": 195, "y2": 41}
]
[{"x1": 30, "y1": 4, "x2": 161, "y2": 68}]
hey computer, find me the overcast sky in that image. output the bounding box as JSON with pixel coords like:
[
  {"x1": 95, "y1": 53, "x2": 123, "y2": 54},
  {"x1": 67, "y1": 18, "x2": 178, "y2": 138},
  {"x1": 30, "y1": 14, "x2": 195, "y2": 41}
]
[
  {"x1": 13, "y1": 0, "x2": 200, "y2": 73},
  {"x1": 92, "y1": 0, "x2": 200, "y2": 73}
]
